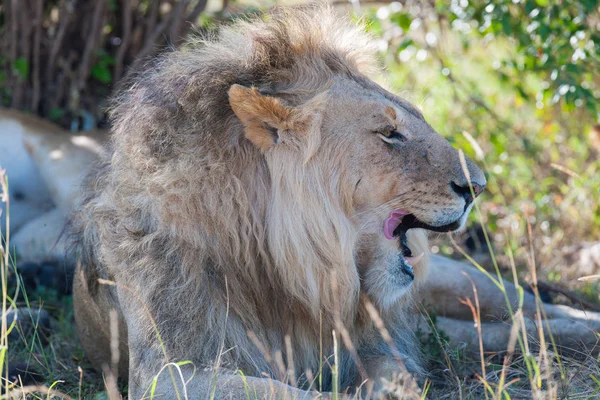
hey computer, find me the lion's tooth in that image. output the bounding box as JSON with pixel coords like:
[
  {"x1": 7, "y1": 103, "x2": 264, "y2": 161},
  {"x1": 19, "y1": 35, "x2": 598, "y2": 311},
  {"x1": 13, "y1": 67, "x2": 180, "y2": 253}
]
[{"x1": 405, "y1": 252, "x2": 424, "y2": 266}]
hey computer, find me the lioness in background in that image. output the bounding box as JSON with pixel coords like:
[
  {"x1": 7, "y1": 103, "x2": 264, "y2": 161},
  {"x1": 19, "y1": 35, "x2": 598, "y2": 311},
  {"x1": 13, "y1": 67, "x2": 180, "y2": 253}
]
[{"x1": 69, "y1": 5, "x2": 486, "y2": 398}]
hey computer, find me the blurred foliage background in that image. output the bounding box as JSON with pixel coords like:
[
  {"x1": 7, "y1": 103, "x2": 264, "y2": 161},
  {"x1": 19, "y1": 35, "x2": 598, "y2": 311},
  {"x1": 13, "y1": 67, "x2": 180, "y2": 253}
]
[
  {"x1": 1, "y1": 1, "x2": 600, "y2": 397},
  {"x1": 358, "y1": 0, "x2": 600, "y2": 297},
  {"x1": 1, "y1": 0, "x2": 599, "y2": 293}
]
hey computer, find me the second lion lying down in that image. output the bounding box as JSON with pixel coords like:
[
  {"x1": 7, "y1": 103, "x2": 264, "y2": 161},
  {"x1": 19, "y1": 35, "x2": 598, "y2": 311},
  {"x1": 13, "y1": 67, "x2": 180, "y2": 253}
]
[{"x1": 69, "y1": 5, "x2": 487, "y2": 398}]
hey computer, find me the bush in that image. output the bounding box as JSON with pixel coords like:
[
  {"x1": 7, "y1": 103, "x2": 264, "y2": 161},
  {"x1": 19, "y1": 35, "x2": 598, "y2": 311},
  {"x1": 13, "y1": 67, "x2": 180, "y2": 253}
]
[{"x1": 0, "y1": 0, "x2": 221, "y2": 130}]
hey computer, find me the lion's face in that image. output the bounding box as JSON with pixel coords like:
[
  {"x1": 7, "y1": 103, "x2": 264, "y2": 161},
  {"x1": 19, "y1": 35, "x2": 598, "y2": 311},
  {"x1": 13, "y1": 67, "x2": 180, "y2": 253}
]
[
  {"x1": 323, "y1": 78, "x2": 485, "y2": 306},
  {"x1": 328, "y1": 77, "x2": 486, "y2": 229},
  {"x1": 229, "y1": 75, "x2": 485, "y2": 308}
]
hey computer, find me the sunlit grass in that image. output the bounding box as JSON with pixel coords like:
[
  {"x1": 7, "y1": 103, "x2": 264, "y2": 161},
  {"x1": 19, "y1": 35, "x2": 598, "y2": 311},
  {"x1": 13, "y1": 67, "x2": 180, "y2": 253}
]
[
  {"x1": 2, "y1": 162, "x2": 600, "y2": 398},
  {"x1": 367, "y1": 4, "x2": 600, "y2": 308},
  {"x1": 2, "y1": 4, "x2": 599, "y2": 399}
]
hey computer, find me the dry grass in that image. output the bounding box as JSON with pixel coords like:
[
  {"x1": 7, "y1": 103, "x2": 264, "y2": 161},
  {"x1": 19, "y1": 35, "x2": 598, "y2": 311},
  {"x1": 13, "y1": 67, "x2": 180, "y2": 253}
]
[
  {"x1": 2, "y1": 159, "x2": 599, "y2": 399},
  {"x1": 1, "y1": 4, "x2": 599, "y2": 397}
]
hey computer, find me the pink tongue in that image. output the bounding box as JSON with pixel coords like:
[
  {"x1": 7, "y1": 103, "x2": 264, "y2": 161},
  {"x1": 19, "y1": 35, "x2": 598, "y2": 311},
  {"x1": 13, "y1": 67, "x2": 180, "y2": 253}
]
[{"x1": 384, "y1": 209, "x2": 409, "y2": 240}]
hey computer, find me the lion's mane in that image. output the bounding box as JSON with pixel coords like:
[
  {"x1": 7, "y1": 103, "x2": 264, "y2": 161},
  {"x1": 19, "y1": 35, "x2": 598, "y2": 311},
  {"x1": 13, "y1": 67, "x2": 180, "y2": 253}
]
[{"x1": 70, "y1": 5, "x2": 424, "y2": 390}]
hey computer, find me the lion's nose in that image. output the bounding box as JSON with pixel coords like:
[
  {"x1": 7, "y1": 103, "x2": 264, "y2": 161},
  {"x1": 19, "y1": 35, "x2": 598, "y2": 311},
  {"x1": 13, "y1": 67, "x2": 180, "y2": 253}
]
[{"x1": 451, "y1": 181, "x2": 486, "y2": 206}]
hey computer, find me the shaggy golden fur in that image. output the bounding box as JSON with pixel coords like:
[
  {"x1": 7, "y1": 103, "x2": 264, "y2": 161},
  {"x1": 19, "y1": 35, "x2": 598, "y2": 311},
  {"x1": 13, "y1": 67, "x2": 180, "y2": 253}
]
[{"x1": 69, "y1": 4, "x2": 485, "y2": 398}]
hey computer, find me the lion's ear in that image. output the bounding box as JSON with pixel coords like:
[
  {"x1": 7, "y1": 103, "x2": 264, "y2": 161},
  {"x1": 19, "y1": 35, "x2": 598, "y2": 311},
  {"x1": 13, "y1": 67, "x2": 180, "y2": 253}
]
[{"x1": 228, "y1": 84, "x2": 294, "y2": 151}]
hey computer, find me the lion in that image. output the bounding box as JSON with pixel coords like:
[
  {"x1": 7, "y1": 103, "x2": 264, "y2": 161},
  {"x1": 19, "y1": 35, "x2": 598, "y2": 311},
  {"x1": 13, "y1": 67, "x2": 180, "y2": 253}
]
[{"x1": 68, "y1": 5, "x2": 486, "y2": 398}]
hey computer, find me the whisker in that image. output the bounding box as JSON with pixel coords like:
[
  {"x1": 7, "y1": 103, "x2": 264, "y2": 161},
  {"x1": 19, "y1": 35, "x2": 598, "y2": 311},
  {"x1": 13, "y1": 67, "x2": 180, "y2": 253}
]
[
  {"x1": 354, "y1": 192, "x2": 415, "y2": 233},
  {"x1": 354, "y1": 191, "x2": 413, "y2": 218}
]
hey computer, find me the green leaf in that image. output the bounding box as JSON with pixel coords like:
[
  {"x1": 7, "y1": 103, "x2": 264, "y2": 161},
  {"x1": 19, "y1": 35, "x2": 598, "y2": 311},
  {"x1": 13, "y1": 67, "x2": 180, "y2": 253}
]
[
  {"x1": 91, "y1": 64, "x2": 112, "y2": 84},
  {"x1": 98, "y1": 53, "x2": 116, "y2": 66},
  {"x1": 13, "y1": 57, "x2": 29, "y2": 80},
  {"x1": 49, "y1": 107, "x2": 65, "y2": 121},
  {"x1": 198, "y1": 14, "x2": 216, "y2": 29},
  {"x1": 501, "y1": 13, "x2": 512, "y2": 35},
  {"x1": 538, "y1": 24, "x2": 551, "y2": 41},
  {"x1": 363, "y1": 13, "x2": 383, "y2": 36},
  {"x1": 398, "y1": 38, "x2": 414, "y2": 51},
  {"x1": 390, "y1": 12, "x2": 412, "y2": 31},
  {"x1": 580, "y1": 0, "x2": 597, "y2": 12}
]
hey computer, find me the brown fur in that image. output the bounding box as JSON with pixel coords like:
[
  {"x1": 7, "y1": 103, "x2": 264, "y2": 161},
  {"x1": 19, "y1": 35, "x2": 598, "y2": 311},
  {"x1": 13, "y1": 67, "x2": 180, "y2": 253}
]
[{"x1": 69, "y1": 4, "x2": 485, "y2": 398}]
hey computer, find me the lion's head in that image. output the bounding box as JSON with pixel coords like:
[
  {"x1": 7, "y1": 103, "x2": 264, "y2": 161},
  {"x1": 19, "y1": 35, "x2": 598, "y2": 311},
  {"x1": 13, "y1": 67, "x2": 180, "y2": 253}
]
[
  {"x1": 94, "y1": 5, "x2": 486, "y2": 380},
  {"x1": 227, "y1": 66, "x2": 486, "y2": 310},
  {"x1": 221, "y1": 14, "x2": 486, "y2": 312}
]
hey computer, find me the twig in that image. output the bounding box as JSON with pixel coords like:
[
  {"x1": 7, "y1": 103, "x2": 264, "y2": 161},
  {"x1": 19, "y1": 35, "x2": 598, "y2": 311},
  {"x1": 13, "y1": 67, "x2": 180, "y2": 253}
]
[
  {"x1": 0, "y1": 0, "x2": 11, "y2": 97},
  {"x1": 47, "y1": 57, "x2": 69, "y2": 114},
  {"x1": 31, "y1": 0, "x2": 44, "y2": 112},
  {"x1": 9, "y1": 0, "x2": 18, "y2": 72},
  {"x1": 458, "y1": 272, "x2": 486, "y2": 391},
  {"x1": 20, "y1": 0, "x2": 34, "y2": 81},
  {"x1": 186, "y1": 0, "x2": 208, "y2": 25},
  {"x1": 115, "y1": 0, "x2": 133, "y2": 82},
  {"x1": 168, "y1": 0, "x2": 189, "y2": 45},
  {"x1": 130, "y1": 4, "x2": 180, "y2": 72},
  {"x1": 77, "y1": 0, "x2": 107, "y2": 90},
  {"x1": 125, "y1": 0, "x2": 158, "y2": 64},
  {"x1": 12, "y1": 0, "x2": 33, "y2": 108},
  {"x1": 57, "y1": 53, "x2": 78, "y2": 112},
  {"x1": 146, "y1": 0, "x2": 160, "y2": 38},
  {"x1": 47, "y1": 0, "x2": 78, "y2": 85},
  {"x1": 579, "y1": 274, "x2": 600, "y2": 282},
  {"x1": 173, "y1": 0, "x2": 209, "y2": 46},
  {"x1": 535, "y1": 280, "x2": 600, "y2": 313}
]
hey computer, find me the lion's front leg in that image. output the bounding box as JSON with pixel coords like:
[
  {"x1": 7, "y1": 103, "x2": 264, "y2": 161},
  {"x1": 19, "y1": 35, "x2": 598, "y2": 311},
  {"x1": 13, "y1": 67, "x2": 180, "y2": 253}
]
[
  {"x1": 123, "y1": 321, "x2": 321, "y2": 399},
  {"x1": 128, "y1": 362, "x2": 318, "y2": 400},
  {"x1": 359, "y1": 356, "x2": 421, "y2": 399},
  {"x1": 116, "y1": 287, "x2": 322, "y2": 400}
]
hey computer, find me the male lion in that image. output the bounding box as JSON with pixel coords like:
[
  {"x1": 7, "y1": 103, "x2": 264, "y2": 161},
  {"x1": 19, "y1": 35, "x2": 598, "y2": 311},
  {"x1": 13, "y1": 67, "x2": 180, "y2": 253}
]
[{"x1": 69, "y1": 6, "x2": 485, "y2": 398}]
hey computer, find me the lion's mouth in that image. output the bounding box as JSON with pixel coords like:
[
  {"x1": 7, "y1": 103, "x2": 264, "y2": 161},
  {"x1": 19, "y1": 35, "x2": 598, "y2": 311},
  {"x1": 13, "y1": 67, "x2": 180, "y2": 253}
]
[
  {"x1": 385, "y1": 210, "x2": 462, "y2": 240},
  {"x1": 398, "y1": 230, "x2": 418, "y2": 278},
  {"x1": 394, "y1": 213, "x2": 463, "y2": 234},
  {"x1": 385, "y1": 209, "x2": 462, "y2": 271}
]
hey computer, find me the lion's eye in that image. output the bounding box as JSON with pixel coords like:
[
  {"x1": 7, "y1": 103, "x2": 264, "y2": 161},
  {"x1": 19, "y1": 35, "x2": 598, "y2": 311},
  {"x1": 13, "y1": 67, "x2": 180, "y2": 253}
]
[{"x1": 379, "y1": 129, "x2": 407, "y2": 144}]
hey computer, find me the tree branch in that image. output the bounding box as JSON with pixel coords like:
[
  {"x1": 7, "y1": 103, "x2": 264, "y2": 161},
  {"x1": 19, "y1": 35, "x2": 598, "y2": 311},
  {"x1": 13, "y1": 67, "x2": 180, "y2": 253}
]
[
  {"x1": 77, "y1": 0, "x2": 106, "y2": 91},
  {"x1": 186, "y1": 0, "x2": 208, "y2": 25},
  {"x1": 130, "y1": 3, "x2": 180, "y2": 72},
  {"x1": 168, "y1": 0, "x2": 189, "y2": 45},
  {"x1": 47, "y1": 0, "x2": 77, "y2": 85},
  {"x1": 31, "y1": 0, "x2": 44, "y2": 112},
  {"x1": 115, "y1": 0, "x2": 133, "y2": 82}
]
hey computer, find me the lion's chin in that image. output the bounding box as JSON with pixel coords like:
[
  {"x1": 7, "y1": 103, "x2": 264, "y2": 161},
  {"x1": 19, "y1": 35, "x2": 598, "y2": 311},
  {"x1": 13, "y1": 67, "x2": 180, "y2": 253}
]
[
  {"x1": 366, "y1": 229, "x2": 429, "y2": 310},
  {"x1": 368, "y1": 276, "x2": 414, "y2": 311},
  {"x1": 365, "y1": 254, "x2": 416, "y2": 311}
]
